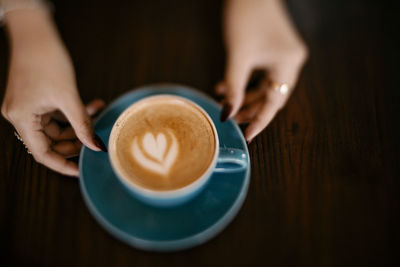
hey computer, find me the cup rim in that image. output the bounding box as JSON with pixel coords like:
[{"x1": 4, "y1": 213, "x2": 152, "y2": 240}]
[{"x1": 108, "y1": 94, "x2": 220, "y2": 199}]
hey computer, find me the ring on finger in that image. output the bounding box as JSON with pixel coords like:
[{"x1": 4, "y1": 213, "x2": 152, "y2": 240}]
[{"x1": 271, "y1": 81, "x2": 290, "y2": 95}]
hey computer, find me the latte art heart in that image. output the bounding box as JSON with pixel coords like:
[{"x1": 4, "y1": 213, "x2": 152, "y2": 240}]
[
  {"x1": 143, "y1": 132, "x2": 167, "y2": 162},
  {"x1": 132, "y1": 130, "x2": 178, "y2": 176},
  {"x1": 111, "y1": 96, "x2": 217, "y2": 191}
]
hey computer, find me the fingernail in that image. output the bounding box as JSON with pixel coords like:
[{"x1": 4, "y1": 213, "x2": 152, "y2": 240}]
[
  {"x1": 93, "y1": 134, "x2": 107, "y2": 152},
  {"x1": 246, "y1": 138, "x2": 254, "y2": 145},
  {"x1": 220, "y1": 103, "x2": 233, "y2": 122}
]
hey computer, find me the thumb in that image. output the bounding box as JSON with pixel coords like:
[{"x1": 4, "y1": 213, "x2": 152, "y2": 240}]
[
  {"x1": 58, "y1": 93, "x2": 105, "y2": 152},
  {"x1": 221, "y1": 57, "x2": 252, "y2": 121}
]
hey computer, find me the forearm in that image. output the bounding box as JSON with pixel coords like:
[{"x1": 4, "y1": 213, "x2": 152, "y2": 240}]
[
  {"x1": 1, "y1": 1, "x2": 76, "y2": 107},
  {"x1": 2, "y1": 1, "x2": 61, "y2": 64},
  {"x1": 224, "y1": 0, "x2": 303, "y2": 53}
]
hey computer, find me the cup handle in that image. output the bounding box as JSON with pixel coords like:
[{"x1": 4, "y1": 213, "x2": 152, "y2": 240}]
[{"x1": 214, "y1": 147, "x2": 248, "y2": 173}]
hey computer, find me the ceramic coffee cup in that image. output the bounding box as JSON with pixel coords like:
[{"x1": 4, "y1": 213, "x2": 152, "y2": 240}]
[{"x1": 108, "y1": 95, "x2": 247, "y2": 206}]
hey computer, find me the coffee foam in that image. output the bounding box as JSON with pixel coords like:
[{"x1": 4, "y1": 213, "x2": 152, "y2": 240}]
[
  {"x1": 132, "y1": 129, "x2": 178, "y2": 176},
  {"x1": 112, "y1": 96, "x2": 216, "y2": 191}
]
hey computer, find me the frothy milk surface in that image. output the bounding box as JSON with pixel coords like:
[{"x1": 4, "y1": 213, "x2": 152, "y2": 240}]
[{"x1": 112, "y1": 96, "x2": 216, "y2": 191}]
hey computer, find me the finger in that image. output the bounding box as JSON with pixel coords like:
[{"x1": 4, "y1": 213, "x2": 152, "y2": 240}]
[
  {"x1": 234, "y1": 100, "x2": 263, "y2": 124},
  {"x1": 244, "y1": 59, "x2": 305, "y2": 142},
  {"x1": 242, "y1": 85, "x2": 267, "y2": 106},
  {"x1": 43, "y1": 121, "x2": 76, "y2": 141},
  {"x1": 244, "y1": 89, "x2": 286, "y2": 142},
  {"x1": 215, "y1": 81, "x2": 226, "y2": 96},
  {"x1": 268, "y1": 60, "x2": 303, "y2": 92},
  {"x1": 51, "y1": 98, "x2": 105, "y2": 123},
  {"x1": 57, "y1": 93, "x2": 101, "y2": 152},
  {"x1": 16, "y1": 125, "x2": 79, "y2": 176},
  {"x1": 222, "y1": 57, "x2": 252, "y2": 119},
  {"x1": 40, "y1": 114, "x2": 52, "y2": 127},
  {"x1": 85, "y1": 99, "x2": 105, "y2": 117},
  {"x1": 52, "y1": 139, "x2": 82, "y2": 158}
]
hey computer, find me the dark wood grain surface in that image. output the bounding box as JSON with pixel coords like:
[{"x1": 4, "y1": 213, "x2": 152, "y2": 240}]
[{"x1": 1, "y1": 0, "x2": 399, "y2": 266}]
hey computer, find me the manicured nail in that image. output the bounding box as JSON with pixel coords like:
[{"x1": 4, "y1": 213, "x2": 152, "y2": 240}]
[
  {"x1": 220, "y1": 103, "x2": 233, "y2": 122},
  {"x1": 246, "y1": 138, "x2": 254, "y2": 145},
  {"x1": 94, "y1": 134, "x2": 107, "y2": 152}
]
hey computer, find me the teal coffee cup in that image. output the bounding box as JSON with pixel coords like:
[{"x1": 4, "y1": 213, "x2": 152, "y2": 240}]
[{"x1": 108, "y1": 95, "x2": 247, "y2": 207}]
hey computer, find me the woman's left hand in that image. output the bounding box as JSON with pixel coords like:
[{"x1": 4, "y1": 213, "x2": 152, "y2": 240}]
[{"x1": 218, "y1": 0, "x2": 308, "y2": 143}]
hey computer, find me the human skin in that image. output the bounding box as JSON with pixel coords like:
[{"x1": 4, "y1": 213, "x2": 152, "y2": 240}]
[
  {"x1": 218, "y1": 0, "x2": 308, "y2": 143},
  {"x1": 1, "y1": 6, "x2": 105, "y2": 177},
  {"x1": 1, "y1": 0, "x2": 307, "y2": 175}
]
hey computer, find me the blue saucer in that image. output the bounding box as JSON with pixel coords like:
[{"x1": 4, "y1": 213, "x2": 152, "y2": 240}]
[{"x1": 79, "y1": 84, "x2": 250, "y2": 252}]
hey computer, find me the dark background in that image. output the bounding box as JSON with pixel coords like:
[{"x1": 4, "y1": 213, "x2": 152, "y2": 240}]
[{"x1": 1, "y1": 0, "x2": 399, "y2": 266}]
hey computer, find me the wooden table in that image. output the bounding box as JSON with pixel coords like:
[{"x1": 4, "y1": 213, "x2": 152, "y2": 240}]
[{"x1": 1, "y1": 0, "x2": 398, "y2": 266}]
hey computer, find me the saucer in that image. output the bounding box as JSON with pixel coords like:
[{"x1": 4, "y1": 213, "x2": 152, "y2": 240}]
[{"x1": 79, "y1": 84, "x2": 250, "y2": 252}]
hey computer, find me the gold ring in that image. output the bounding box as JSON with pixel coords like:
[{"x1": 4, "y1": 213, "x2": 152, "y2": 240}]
[
  {"x1": 271, "y1": 82, "x2": 290, "y2": 95},
  {"x1": 14, "y1": 131, "x2": 32, "y2": 154}
]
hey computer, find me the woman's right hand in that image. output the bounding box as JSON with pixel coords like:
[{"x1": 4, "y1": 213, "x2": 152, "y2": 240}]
[{"x1": 1, "y1": 8, "x2": 106, "y2": 177}]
